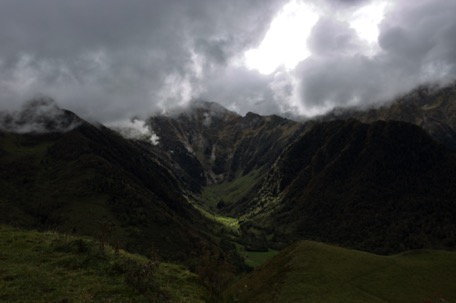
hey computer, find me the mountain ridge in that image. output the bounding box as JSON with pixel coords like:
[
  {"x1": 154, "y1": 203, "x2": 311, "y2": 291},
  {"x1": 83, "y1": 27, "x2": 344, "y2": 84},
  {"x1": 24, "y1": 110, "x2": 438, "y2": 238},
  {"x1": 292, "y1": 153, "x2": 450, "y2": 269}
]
[
  {"x1": 319, "y1": 82, "x2": 456, "y2": 150},
  {"x1": 147, "y1": 100, "x2": 304, "y2": 189},
  {"x1": 2, "y1": 84, "x2": 456, "y2": 301},
  {"x1": 232, "y1": 119, "x2": 456, "y2": 253},
  {"x1": 0, "y1": 104, "x2": 244, "y2": 271}
]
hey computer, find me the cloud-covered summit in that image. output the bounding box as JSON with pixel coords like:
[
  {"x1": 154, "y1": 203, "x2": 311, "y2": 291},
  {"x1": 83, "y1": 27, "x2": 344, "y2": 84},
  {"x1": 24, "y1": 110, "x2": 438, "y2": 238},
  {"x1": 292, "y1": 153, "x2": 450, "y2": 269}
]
[
  {"x1": 0, "y1": 0, "x2": 455, "y2": 122},
  {"x1": 0, "y1": 0, "x2": 286, "y2": 121},
  {"x1": 0, "y1": 97, "x2": 81, "y2": 133}
]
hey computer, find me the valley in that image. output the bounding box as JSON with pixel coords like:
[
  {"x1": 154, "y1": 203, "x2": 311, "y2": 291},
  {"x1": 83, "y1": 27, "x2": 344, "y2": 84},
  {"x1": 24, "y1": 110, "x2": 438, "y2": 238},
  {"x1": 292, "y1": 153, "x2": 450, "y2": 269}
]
[{"x1": 1, "y1": 83, "x2": 456, "y2": 302}]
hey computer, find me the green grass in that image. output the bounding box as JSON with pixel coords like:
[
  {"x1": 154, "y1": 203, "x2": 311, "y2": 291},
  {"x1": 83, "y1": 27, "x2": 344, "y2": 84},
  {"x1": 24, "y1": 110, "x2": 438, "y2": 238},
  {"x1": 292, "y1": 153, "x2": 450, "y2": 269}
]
[
  {"x1": 214, "y1": 216, "x2": 239, "y2": 229},
  {"x1": 0, "y1": 135, "x2": 53, "y2": 161},
  {"x1": 193, "y1": 204, "x2": 240, "y2": 232},
  {"x1": 195, "y1": 169, "x2": 260, "y2": 241},
  {"x1": 201, "y1": 170, "x2": 261, "y2": 208},
  {"x1": 243, "y1": 250, "x2": 279, "y2": 268},
  {"x1": 234, "y1": 243, "x2": 278, "y2": 268},
  {"x1": 0, "y1": 225, "x2": 208, "y2": 303},
  {"x1": 227, "y1": 240, "x2": 456, "y2": 303}
]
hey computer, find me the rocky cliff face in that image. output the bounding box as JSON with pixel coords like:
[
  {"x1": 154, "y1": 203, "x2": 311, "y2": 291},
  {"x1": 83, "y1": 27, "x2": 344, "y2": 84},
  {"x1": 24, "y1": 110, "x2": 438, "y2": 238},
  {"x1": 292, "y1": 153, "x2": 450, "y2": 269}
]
[{"x1": 147, "y1": 101, "x2": 303, "y2": 190}]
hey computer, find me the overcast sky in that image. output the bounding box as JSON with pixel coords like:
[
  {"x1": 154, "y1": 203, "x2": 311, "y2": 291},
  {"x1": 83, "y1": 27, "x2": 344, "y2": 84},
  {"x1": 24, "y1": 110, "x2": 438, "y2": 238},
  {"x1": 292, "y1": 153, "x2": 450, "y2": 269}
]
[{"x1": 0, "y1": 0, "x2": 455, "y2": 122}]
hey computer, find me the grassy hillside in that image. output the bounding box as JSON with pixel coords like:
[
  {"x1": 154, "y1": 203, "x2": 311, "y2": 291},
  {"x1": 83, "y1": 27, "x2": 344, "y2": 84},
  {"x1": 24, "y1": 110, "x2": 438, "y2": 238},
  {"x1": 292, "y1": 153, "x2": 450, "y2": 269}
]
[
  {"x1": 226, "y1": 241, "x2": 456, "y2": 303},
  {"x1": 200, "y1": 170, "x2": 262, "y2": 210},
  {"x1": 0, "y1": 225, "x2": 208, "y2": 303}
]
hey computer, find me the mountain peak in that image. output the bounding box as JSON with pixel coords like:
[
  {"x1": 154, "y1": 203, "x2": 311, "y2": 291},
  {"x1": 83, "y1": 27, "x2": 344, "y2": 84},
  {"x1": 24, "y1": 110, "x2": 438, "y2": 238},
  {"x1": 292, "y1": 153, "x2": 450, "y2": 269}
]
[
  {"x1": 157, "y1": 100, "x2": 239, "y2": 126},
  {"x1": 190, "y1": 100, "x2": 231, "y2": 113},
  {"x1": 0, "y1": 97, "x2": 82, "y2": 134}
]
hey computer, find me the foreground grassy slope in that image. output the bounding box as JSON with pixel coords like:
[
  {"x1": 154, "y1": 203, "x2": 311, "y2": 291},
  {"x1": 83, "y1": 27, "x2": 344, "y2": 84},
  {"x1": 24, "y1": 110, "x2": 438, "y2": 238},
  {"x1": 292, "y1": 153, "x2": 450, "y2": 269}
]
[
  {"x1": 227, "y1": 241, "x2": 456, "y2": 303},
  {"x1": 0, "y1": 225, "x2": 208, "y2": 303}
]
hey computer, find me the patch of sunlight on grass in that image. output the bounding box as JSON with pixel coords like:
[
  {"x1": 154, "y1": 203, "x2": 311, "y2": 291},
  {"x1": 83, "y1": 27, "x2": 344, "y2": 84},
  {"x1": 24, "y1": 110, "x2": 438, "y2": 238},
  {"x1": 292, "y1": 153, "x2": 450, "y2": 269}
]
[{"x1": 193, "y1": 204, "x2": 239, "y2": 231}]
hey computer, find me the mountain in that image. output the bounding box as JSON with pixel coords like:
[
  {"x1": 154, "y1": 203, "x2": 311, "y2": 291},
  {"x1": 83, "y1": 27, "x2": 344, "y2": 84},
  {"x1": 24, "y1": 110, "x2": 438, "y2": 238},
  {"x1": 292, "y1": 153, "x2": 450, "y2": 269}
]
[
  {"x1": 145, "y1": 93, "x2": 456, "y2": 255},
  {"x1": 226, "y1": 240, "x2": 456, "y2": 303},
  {"x1": 0, "y1": 99, "x2": 241, "y2": 270},
  {"x1": 147, "y1": 100, "x2": 304, "y2": 199},
  {"x1": 321, "y1": 82, "x2": 456, "y2": 150},
  {"x1": 2, "y1": 85, "x2": 456, "y2": 301},
  {"x1": 232, "y1": 119, "x2": 456, "y2": 254},
  {"x1": 0, "y1": 98, "x2": 82, "y2": 133}
]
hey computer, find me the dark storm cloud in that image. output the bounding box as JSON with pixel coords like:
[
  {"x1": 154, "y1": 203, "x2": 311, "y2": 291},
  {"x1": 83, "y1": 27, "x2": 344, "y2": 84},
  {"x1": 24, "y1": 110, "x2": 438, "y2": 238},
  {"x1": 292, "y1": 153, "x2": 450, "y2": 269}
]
[
  {"x1": 199, "y1": 67, "x2": 280, "y2": 115},
  {"x1": 297, "y1": 0, "x2": 456, "y2": 112},
  {"x1": 307, "y1": 17, "x2": 363, "y2": 57},
  {"x1": 379, "y1": 0, "x2": 456, "y2": 74},
  {"x1": 1, "y1": 0, "x2": 455, "y2": 121},
  {"x1": 0, "y1": 0, "x2": 286, "y2": 121}
]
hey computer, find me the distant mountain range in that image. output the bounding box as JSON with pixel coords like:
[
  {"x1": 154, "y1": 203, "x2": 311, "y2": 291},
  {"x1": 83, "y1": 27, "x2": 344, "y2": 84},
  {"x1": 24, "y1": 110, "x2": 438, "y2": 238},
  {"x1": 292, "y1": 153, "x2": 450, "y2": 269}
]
[
  {"x1": 1, "y1": 82, "x2": 456, "y2": 302},
  {"x1": 145, "y1": 82, "x2": 456, "y2": 254}
]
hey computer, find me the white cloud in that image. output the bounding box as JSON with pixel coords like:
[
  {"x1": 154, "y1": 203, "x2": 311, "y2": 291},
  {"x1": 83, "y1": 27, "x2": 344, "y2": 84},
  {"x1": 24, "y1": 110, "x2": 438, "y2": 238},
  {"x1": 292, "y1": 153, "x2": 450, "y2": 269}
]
[
  {"x1": 107, "y1": 119, "x2": 160, "y2": 146},
  {"x1": 244, "y1": 0, "x2": 319, "y2": 74}
]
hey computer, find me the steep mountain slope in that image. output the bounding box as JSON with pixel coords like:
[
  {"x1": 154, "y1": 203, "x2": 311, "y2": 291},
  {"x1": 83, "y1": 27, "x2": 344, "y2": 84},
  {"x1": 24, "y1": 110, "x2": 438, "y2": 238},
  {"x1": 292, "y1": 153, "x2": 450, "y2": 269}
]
[
  {"x1": 322, "y1": 82, "x2": 456, "y2": 150},
  {"x1": 234, "y1": 119, "x2": 456, "y2": 254},
  {"x1": 3, "y1": 91, "x2": 456, "y2": 301},
  {"x1": 148, "y1": 101, "x2": 304, "y2": 201},
  {"x1": 146, "y1": 96, "x2": 456, "y2": 255},
  {"x1": 226, "y1": 241, "x2": 456, "y2": 303},
  {"x1": 0, "y1": 100, "x2": 239, "y2": 267}
]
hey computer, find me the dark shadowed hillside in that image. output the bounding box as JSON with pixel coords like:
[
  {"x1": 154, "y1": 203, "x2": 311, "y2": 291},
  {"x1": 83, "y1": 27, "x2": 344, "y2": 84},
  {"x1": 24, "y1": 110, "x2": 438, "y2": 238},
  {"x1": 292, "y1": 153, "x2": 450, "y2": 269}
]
[
  {"x1": 0, "y1": 101, "x2": 242, "y2": 269},
  {"x1": 2, "y1": 86, "x2": 456, "y2": 302},
  {"x1": 233, "y1": 119, "x2": 456, "y2": 254}
]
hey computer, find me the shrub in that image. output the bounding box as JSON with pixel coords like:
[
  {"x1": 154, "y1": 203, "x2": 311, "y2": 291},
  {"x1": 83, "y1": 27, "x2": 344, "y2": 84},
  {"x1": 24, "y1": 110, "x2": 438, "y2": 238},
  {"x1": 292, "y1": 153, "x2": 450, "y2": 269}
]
[{"x1": 118, "y1": 260, "x2": 159, "y2": 293}]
